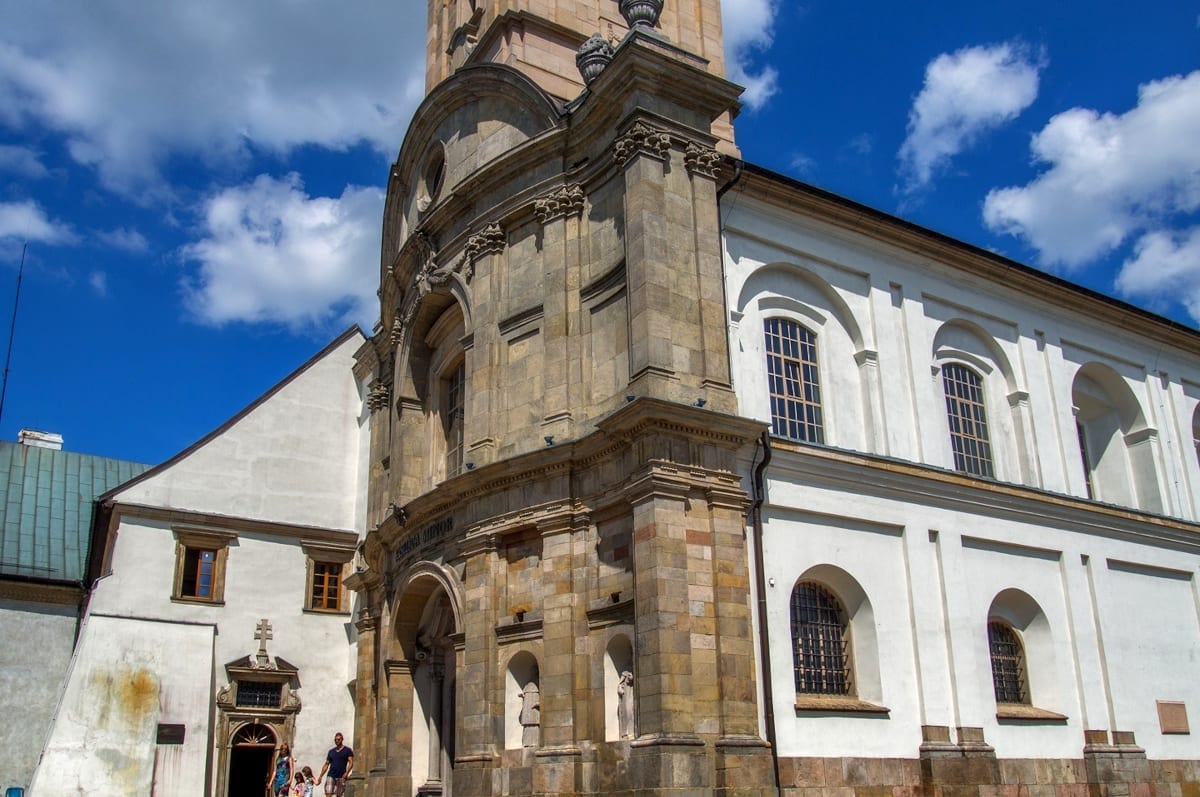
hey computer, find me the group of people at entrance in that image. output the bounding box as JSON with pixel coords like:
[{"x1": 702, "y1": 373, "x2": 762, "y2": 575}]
[{"x1": 272, "y1": 733, "x2": 354, "y2": 797}]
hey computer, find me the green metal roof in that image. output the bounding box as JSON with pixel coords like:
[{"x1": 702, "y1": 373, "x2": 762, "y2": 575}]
[{"x1": 0, "y1": 441, "x2": 151, "y2": 583}]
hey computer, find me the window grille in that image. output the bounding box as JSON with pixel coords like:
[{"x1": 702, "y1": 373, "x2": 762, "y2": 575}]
[
  {"x1": 942, "y1": 363, "x2": 994, "y2": 477},
  {"x1": 236, "y1": 681, "x2": 283, "y2": 709},
  {"x1": 764, "y1": 318, "x2": 824, "y2": 444},
  {"x1": 988, "y1": 621, "x2": 1028, "y2": 704},
  {"x1": 790, "y1": 582, "x2": 851, "y2": 695}
]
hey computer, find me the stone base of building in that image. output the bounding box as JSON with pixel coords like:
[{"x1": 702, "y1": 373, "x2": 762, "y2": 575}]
[{"x1": 776, "y1": 729, "x2": 1199, "y2": 797}]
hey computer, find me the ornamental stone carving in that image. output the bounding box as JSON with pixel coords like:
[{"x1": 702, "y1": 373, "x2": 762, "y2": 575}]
[
  {"x1": 533, "y1": 184, "x2": 585, "y2": 224},
  {"x1": 613, "y1": 122, "x2": 672, "y2": 166},
  {"x1": 576, "y1": 33, "x2": 614, "y2": 86},
  {"x1": 684, "y1": 142, "x2": 722, "y2": 178},
  {"x1": 465, "y1": 223, "x2": 505, "y2": 261},
  {"x1": 619, "y1": 0, "x2": 663, "y2": 29},
  {"x1": 367, "y1": 380, "x2": 391, "y2": 413}
]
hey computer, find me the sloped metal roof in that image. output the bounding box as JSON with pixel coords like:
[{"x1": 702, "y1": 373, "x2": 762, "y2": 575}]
[{"x1": 0, "y1": 441, "x2": 151, "y2": 583}]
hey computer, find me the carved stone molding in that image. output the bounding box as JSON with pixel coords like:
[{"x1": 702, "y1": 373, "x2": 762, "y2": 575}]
[
  {"x1": 464, "y1": 222, "x2": 505, "y2": 269},
  {"x1": 533, "y1": 184, "x2": 585, "y2": 224},
  {"x1": 683, "y1": 142, "x2": 721, "y2": 178},
  {"x1": 613, "y1": 122, "x2": 672, "y2": 167},
  {"x1": 367, "y1": 380, "x2": 391, "y2": 413}
]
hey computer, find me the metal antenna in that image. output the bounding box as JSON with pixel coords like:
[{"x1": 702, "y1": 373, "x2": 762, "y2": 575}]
[{"x1": 0, "y1": 242, "x2": 27, "y2": 427}]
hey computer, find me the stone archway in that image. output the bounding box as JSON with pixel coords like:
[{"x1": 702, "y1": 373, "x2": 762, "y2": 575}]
[
  {"x1": 412, "y1": 588, "x2": 457, "y2": 797},
  {"x1": 226, "y1": 722, "x2": 277, "y2": 797}
]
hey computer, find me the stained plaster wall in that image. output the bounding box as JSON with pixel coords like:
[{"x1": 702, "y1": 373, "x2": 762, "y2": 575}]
[
  {"x1": 0, "y1": 598, "x2": 77, "y2": 792},
  {"x1": 30, "y1": 613, "x2": 215, "y2": 795}
]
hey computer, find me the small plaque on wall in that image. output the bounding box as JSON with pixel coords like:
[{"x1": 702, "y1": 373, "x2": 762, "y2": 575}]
[
  {"x1": 1157, "y1": 701, "x2": 1189, "y2": 734},
  {"x1": 157, "y1": 723, "x2": 186, "y2": 744}
]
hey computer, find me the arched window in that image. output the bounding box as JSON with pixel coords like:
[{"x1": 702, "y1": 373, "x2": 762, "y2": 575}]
[
  {"x1": 443, "y1": 360, "x2": 465, "y2": 478},
  {"x1": 942, "y1": 363, "x2": 994, "y2": 477},
  {"x1": 764, "y1": 318, "x2": 824, "y2": 444},
  {"x1": 790, "y1": 582, "x2": 851, "y2": 695},
  {"x1": 987, "y1": 620, "x2": 1028, "y2": 704}
]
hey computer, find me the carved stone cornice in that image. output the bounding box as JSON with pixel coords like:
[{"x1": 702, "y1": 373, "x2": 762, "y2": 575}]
[
  {"x1": 684, "y1": 142, "x2": 721, "y2": 178},
  {"x1": 367, "y1": 380, "x2": 391, "y2": 413},
  {"x1": 533, "y1": 185, "x2": 585, "y2": 224},
  {"x1": 613, "y1": 122, "x2": 672, "y2": 166}
]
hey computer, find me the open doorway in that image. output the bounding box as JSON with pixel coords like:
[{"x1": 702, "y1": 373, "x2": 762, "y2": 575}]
[{"x1": 226, "y1": 722, "x2": 276, "y2": 797}]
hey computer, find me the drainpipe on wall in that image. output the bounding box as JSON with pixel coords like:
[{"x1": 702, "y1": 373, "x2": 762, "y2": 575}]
[{"x1": 749, "y1": 430, "x2": 780, "y2": 790}]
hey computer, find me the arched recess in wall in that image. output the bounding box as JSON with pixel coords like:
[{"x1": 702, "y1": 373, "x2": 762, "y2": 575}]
[
  {"x1": 931, "y1": 319, "x2": 1030, "y2": 484},
  {"x1": 733, "y1": 263, "x2": 876, "y2": 452},
  {"x1": 1071, "y1": 362, "x2": 1162, "y2": 512},
  {"x1": 986, "y1": 588, "x2": 1060, "y2": 713},
  {"x1": 604, "y1": 633, "x2": 635, "y2": 741},
  {"x1": 791, "y1": 563, "x2": 882, "y2": 703},
  {"x1": 505, "y1": 650, "x2": 541, "y2": 750},
  {"x1": 1191, "y1": 404, "x2": 1200, "y2": 470},
  {"x1": 393, "y1": 561, "x2": 463, "y2": 793},
  {"x1": 393, "y1": 292, "x2": 473, "y2": 495}
]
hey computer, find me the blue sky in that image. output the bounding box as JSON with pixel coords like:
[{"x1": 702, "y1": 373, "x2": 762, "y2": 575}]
[{"x1": 0, "y1": 0, "x2": 1197, "y2": 465}]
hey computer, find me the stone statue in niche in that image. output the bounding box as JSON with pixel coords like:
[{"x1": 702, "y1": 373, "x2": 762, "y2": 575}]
[
  {"x1": 618, "y1": 670, "x2": 635, "y2": 739},
  {"x1": 519, "y1": 680, "x2": 541, "y2": 747}
]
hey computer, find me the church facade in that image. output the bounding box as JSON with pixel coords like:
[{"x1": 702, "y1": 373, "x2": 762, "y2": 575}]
[{"x1": 346, "y1": 2, "x2": 1200, "y2": 797}]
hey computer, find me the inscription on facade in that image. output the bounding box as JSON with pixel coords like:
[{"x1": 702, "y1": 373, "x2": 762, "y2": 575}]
[{"x1": 393, "y1": 516, "x2": 454, "y2": 565}]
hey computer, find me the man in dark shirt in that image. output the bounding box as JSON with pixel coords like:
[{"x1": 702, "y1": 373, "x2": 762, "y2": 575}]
[{"x1": 317, "y1": 732, "x2": 354, "y2": 796}]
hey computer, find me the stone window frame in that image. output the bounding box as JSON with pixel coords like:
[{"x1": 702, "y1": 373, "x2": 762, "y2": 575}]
[
  {"x1": 172, "y1": 526, "x2": 237, "y2": 605},
  {"x1": 763, "y1": 316, "x2": 825, "y2": 445},
  {"x1": 425, "y1": 304, "x2": 467, "y2": 484},
  {"x1": 941, "y1": 361, "x2": 996, "y2": 478},
  {"x1": 301, "y1": 540, "x2": 357, "y2": 615}
]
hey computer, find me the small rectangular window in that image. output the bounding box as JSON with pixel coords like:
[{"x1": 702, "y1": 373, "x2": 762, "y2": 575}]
[
  {"x1": 310, "y1": 561, "x2": 343, "y2": 611},
  {"x1": 180, "y1": 548, "x2": 216, "y2": 599}
]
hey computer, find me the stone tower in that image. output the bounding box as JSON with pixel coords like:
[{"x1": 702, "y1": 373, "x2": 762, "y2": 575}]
[{"x1": 348, "y1": 0, "x2": 773, "y2": 794}]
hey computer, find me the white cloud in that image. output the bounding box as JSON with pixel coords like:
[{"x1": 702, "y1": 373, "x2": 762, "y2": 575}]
[
  {"x1": 0, "y1": 144, "x2": 48, "y2": 178},
  {"x1": 983, "y1": 70, "x2": 1200, "y2": 269},
  {"x1": 0, "y1": 2, "x2": 426, "y2": 196},
  {"x1": 722, "y1": 0, "x2": 779, "y2": 110},
  {"x1": 89, "y1": 270, "x2": 107, "y2": 297},
  {"x1": 1115, "y1": 227, "x2": 1200, "y2": 323},
  {"x1": 181, "y1": 174, "x2": 383, "y2": 331},
  {"x1": 96, "y1": 227, "x2": 148, "y2": 253},
  {"x1": 898, "y1": 42, "x2": 1041, "y2": 192},
  {"x1": 0, "y1": 199, "x2": 76, "y2": 244}
]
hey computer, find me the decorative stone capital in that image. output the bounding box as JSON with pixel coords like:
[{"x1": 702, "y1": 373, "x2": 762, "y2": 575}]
[
  {"x1": 683, "y1": 142, "x2": 721, "y2": 178},
  {"x1": 533, "y1": 184, "x2": 585, "y2": 224},
  {"x1": 367, "y1": 380, "x2": 391, "y2": 413},
  {"x1": 576, "y1": 33, "x2": 614, "y2": 86},
  {"x1": 465, "y1": 222, "x2": 505, "y2": 265},
  {"x1": 613, "y1": 122, "x2": 672, "y2": 167}
]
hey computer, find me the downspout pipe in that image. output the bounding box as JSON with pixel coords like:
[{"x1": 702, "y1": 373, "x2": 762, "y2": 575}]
[{"x1": 750, "y1": 430, "x2": 780, "y2": 791}]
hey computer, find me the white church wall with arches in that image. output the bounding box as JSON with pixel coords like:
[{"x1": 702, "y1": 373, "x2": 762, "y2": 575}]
[{"x1": 723, "y1": 173, "x2": 1200, "y2": 780}]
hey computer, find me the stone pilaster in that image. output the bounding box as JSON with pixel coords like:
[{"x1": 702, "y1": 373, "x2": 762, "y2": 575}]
[
  {"x1": 455, "y1": 541, "x2": 500, "y2": 797},
  {"x1": 384, "y1": 659, "x2": 416, "y2": 797}
]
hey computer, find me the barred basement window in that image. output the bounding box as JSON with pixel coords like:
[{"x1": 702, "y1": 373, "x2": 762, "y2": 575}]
[
  {"x1": 942, "y1": 363, "x2": 994, "y2": 478},
  {"x1": 988, "y1": 621, "x2": 1028, "y2": 704},
  {"x1": 764, "y1": 318, "x2": 824, "y2": 444},
  {"x1": 236, "y1": 681, "x2": 283, "y2": 708},
  {"x1": 791, "y1": 582, "x2": 852, "y2": 695}
]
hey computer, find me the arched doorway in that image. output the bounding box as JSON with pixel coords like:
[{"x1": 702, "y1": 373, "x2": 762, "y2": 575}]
[
  {"x1": 413, "y1": 589, "x2": 457, "y2": 797},
  {"x1": 226, "y1": 722, "x2": 277, "y2": 797}
]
